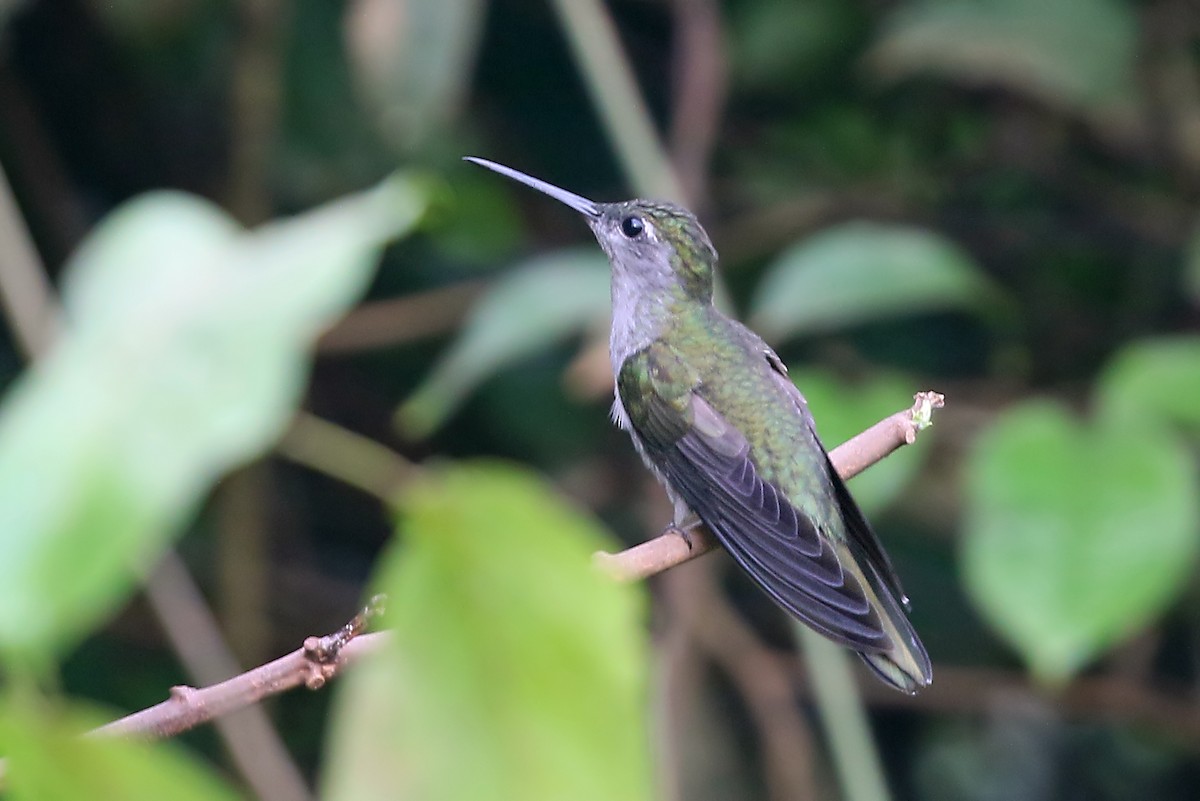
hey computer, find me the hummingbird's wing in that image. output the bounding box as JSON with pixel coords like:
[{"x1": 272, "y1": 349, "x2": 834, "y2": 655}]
[
  {"x1": 761, "y1": 348, "x2": 910, "y2": 609},
  {"x1": 617, "y1": 343, "x2": 893, "y2": 653}
]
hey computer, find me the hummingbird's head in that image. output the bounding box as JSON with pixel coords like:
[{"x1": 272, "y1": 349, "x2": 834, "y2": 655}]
[
  {"x1": 589, "y1": 199, "x2": 717, "y2": 304},
  {"x1": 465, "y1": 157, "x2": 717, "y2": 304}
]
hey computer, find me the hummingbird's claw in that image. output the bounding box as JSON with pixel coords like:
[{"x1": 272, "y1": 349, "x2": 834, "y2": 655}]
[
  {"x1": 663, "y1": 512, "x2": 703, "y2": 551},
  {"x1": 663, "y1": 523, "x2": 694, "y2": 551}
]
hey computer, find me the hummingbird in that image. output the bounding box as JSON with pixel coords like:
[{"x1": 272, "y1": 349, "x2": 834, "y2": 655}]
[{"x1": 465, "y1": 157, "x2": 932, "y2": 693}]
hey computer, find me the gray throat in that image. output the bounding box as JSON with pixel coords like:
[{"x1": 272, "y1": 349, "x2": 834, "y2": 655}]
[{"x1": 608, "y1": 278, "x2": 670, "y2": 379}]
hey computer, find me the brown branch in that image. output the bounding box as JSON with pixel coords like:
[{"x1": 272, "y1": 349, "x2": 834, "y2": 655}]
[
  {"x1": 667, "y1": 0, "x2": 728, "y2": 208},
  {"x1": 665, "y1": 561, "x2": 819, "y2": 801},
  {"x1": 227, "y1": 0, "x2": 289, "y2": 224},
  {"x1": 594, "y1": 390, "x2": 946, "y2": 582},
  {"x1": 93, "y1": 606, "x2": 387, "y2": 741},
  {"x1": 0, "y1": 160, "x2": 61, "y2": 359},
  {"x1": 145, "y1": 552, "x2": 314, "y2": 801},
  {"x1": 317, "y1": 281, "x2": 486, "y2": 354},
  {"x1": 828, "y1": 661, "x2": 1200, "y2": 749}
]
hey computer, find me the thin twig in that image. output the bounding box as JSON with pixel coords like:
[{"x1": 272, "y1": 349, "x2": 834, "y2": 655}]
[
  {"x1": 83, "y1": 603, "x2": 1200, "y2": 750},
  {"x1": 547, "y1": 0, "x2": 687, "y2": 203},
  {"x1": 93, "y1": 617, "x2": 388, "y2": 740},
  {"x1": 667, "y1": 0, "x2": 728, "y2": 208},
  {"x1": 798, "y1": 627, "x2": 892, "y2": 801},
  {"x1": 317, "y1": 281, "x2": 486, "y2": 354},
  {"x1": 227, "y1": 0, "x2": 290, "y2": 224},
  {"x1": 667, "y1": 561, "x2": 818, "y2": 801},
  {"x1": 145, "y1": 554, "x2": 315, "y2": 801},
  {"x1": 277, "y1": 411, "x2": 418, "y2": 502},
  {"x1": 0, "y1": 160, "x2": 60, "y2": 358},
  {"x1": 594, "y1": 391, "x2": 945, "y2": 581}
]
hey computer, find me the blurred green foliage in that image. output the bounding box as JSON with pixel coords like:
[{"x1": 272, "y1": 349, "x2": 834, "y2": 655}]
[
  {"x1": 0, "y1": 695, "x2": 241, "y2": 801},
  {"x1": 398, "y1": 249, "x2": 610, "y2": 435},
  {"x1": 324, "y1": 462, "x2": 650, "y2": 801}
]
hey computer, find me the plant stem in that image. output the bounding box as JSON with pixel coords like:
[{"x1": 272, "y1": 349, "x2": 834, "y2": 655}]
[
  {"x1": 547, "y1": 0, "x2": 686, "y2": 203},
  {"x1": 277, "y1": 412, "x2": 417, "y2": 503},
  {"x1": 797, "y1": 627, "x2": 893, "y2": 801}
]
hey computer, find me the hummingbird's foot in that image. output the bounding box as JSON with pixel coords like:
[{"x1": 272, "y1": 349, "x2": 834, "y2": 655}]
[
  {"x1": 662, "y1": 523, "x2": 694, "y2": 551},
  {"x1": 663, "y1": 512, "x2": 702, "y2": 551}
]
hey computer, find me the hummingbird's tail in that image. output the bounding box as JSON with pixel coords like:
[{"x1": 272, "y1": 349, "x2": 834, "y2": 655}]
[
  {"x1": 859, "y1": 650, "x2": 931, "y2": 695},
  {"x1": 855, "y1": 575, "x2": 932, "y2": 694}
]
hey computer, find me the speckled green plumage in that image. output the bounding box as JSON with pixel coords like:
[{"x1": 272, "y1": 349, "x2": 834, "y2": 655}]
[{"x1": 619, "y1": 304, "x2": 835, "y2": 529}]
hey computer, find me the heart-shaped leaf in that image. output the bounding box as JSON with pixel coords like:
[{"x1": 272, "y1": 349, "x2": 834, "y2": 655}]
[
  {"x1": 1097, "y1": 336, "x2": 1200, "y2": 435},
  {"x1": 397, "y1": 250, "x2": 611, "y2": 437},
  {"x1": 749, "y1": 221, "x2": 998, "y2": 342},
  {"x1": 323, "y1": 461, "x2": 651, "y2": 801},
  {"x1": 962, "y1": 400, "x2": 1199, "y2": 684}
]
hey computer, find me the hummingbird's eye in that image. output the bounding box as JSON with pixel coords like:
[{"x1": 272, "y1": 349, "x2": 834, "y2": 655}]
[{"x1": 620, "y1": 215, "x2": 645, "y2": 238}]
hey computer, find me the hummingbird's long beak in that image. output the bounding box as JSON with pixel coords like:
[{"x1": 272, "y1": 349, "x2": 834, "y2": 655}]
[{"x1": 464, "y1": 157, "x2": 600, "y2": 219}]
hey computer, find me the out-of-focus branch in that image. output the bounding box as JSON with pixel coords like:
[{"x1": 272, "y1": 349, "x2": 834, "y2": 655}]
[
  {"x1": 548, "y1": 0, "x2": 687, "y2": 203},
  {"x1": 0, "y1": 161, "x2": 60, "y2": 358},
  {"x1": 594, "y1": 391, "x2": 945, "y2": 581},
  {"x1": 83, "y1": 617, "x2": 1200, "y2": 749},
  {"x1": 667, "y1": 0, "x2": 728, "y2": 208},
  {"x1": 317, "y1": 281, "x2": 485, "y2": 354},
  {"x1": 145, "y1": 553, "x2": 315, "y2": 801},
  {"x1": 666, "y1": 561, "x2": 818, "y2": 801},
  {"x1": 277, "y1": 411, "x2": 418, "y2": 502},
  {"x1": 227, "y1": 0, "x2": 289, "y2": 224}
]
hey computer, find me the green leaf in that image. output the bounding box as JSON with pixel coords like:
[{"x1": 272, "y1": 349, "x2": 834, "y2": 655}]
[
  {"x1": 793, "y1": 369, "x2": 926, "y2": 514},
  {"x1": 869, "y1": 0, "x2": 1139, "y2": 120},
  {"x1": 345, "y1": 0, "x2": 485, "y2": 151},
  {"x1": 0, "y1": 692, "x2": 241, "y2": 801},
  {"x1": 323, "y1": 461, "x2": 651, "y2": 801},
  {"x1": 0, "y1": 176, "x2": 426, "y2": 663},
  {"x1": 397, "y1": 250, "x2": 611, "y2": 436},
  {"x1": 962, "y1": 401, "x2": 1199, "y2": 685},
  {"x1": 1096, "y1": 337, "x2": 1200, "y2": 435},
  {"x1": 749, "y1": 221, "x2": 997, "y2": 342}
]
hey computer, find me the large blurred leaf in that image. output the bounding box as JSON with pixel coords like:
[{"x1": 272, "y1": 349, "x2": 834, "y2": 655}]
[
  {"x1": 1096, "y1": 337, "x2": 1200, "y2": 435},
  {"x1": 0, "y1": 692, "x2": 241, "y2": 801},
  {"x1": 962, "y1": 401, "x2": 1198, "y2": 684},
  {"x1": 397, "y1": 250, "x2": 611, "y2": 436},
  {"x1": 0, "y1": 176, "x2": 426, "y2": 663},
  {"x1": 749, "y1": 221, "x2": 997, "y2": 342},
  {"x1": 345, "y1": 0, "x2": 485, "y2": 151},
  {"x1": 323, "y1": 461, "x2": 651, "y2": 801},
  {"x1": 793, "y1": 369, "x2": 926, "y2": 514},
  {"x1": 869, "y1": 0, "x2": 1139, "y2": 120}
]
